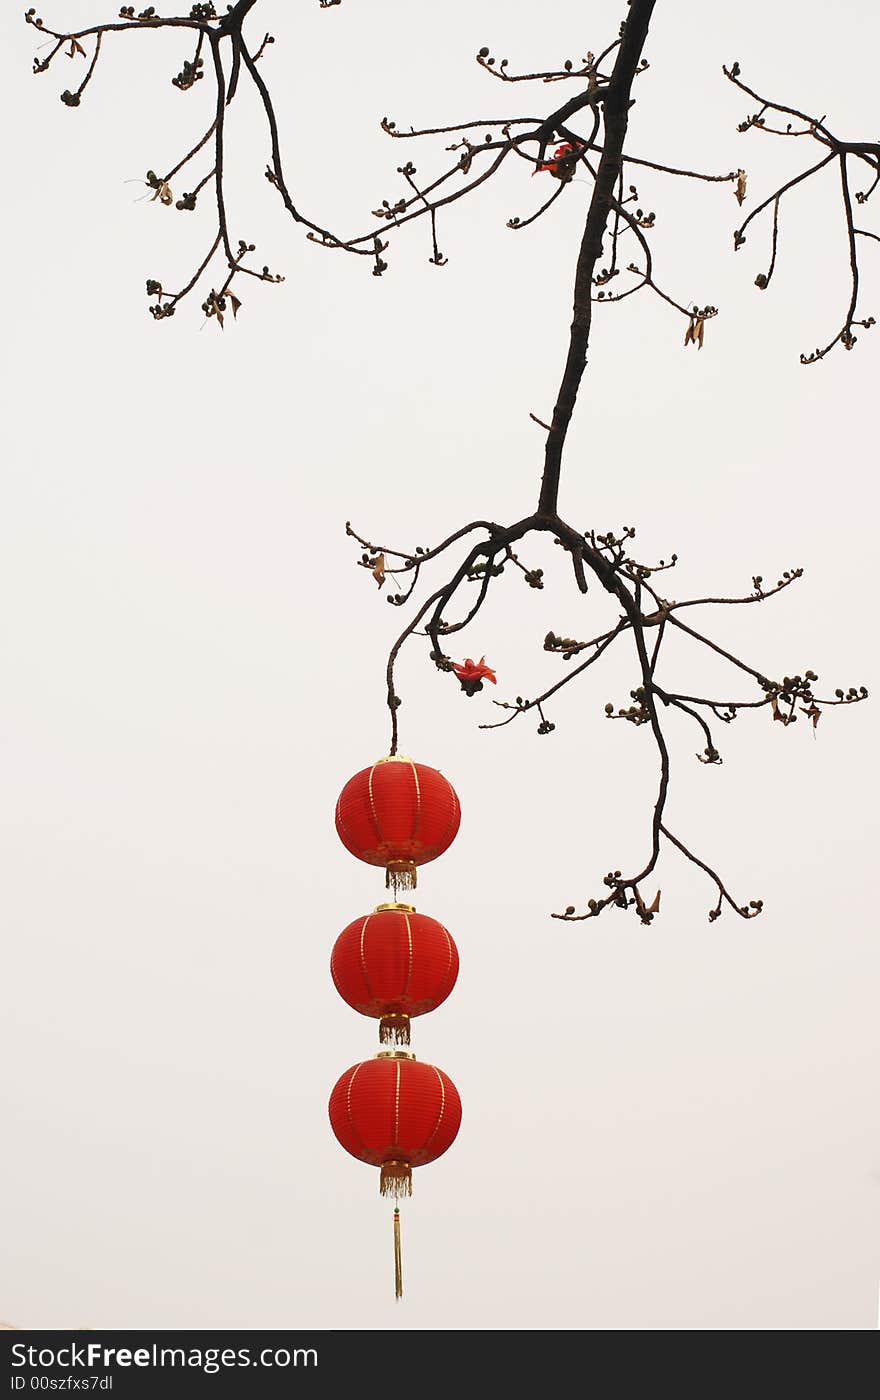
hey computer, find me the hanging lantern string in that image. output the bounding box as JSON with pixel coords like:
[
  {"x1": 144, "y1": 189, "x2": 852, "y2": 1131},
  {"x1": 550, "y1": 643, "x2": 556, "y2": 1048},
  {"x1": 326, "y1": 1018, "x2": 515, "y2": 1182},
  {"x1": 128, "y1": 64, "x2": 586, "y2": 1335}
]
[{"x1": 394, "y1": 1207, "x2": 403, "y2": 1301}]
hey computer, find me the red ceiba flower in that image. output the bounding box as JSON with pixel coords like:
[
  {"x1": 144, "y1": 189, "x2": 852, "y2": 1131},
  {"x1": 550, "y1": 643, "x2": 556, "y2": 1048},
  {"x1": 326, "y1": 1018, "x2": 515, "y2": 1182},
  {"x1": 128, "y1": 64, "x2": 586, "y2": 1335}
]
[
  {"x1": 452, "y1": 657, "x2": 497, "y2": 695},
  {"x1": 532, "y1": 141, "x2": 583, "y2": 178},
  {"x1": 453, "y1": 657, "x2": 497, "y2": 684}
]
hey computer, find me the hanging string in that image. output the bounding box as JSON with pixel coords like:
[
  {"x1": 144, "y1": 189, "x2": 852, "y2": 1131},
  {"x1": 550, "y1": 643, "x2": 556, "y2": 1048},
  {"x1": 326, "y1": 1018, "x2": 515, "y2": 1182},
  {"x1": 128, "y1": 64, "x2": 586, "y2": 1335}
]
[{"x1": 393, "y1": 1207, "x2": 403, "y2": 1300}]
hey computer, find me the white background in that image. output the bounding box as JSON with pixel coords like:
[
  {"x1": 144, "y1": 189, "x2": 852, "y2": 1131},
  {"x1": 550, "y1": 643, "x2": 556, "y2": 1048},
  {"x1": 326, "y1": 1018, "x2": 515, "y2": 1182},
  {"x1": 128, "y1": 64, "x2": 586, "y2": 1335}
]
[{"x1": 1, "y1": 0, "x2": 878, "y2": 1330}]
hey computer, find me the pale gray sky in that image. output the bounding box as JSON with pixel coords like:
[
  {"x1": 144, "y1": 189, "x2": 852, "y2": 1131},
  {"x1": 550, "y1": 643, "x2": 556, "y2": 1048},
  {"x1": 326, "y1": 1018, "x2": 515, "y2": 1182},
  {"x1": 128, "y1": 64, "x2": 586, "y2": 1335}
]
[{"x1": 1, "y1": 0, "x2": 878, "y2": 1330}]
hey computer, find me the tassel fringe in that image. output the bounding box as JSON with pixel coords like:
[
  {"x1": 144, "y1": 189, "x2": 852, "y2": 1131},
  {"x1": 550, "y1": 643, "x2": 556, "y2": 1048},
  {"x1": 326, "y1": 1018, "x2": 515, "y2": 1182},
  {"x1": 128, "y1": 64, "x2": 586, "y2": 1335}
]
[
  {"x1": 380, "y1": 1160, "x2": 412, "y2": 1199},
  {"x1": 379, "y1": 1013, "x2": 411, "y2": 1046},
  {"x1": 385, "y1": 860, "x2": 417, "y2": 898},
  {"x1": 393, "y1": 1207, "x2": 403, "y2": 1300}
]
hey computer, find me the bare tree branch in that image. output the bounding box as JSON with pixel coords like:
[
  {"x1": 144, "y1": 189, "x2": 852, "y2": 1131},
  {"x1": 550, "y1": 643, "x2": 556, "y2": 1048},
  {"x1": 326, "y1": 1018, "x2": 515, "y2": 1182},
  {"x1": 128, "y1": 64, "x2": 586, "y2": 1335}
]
[{"x1": 24, "y1": 1, "x2": 873, "y2": 925}]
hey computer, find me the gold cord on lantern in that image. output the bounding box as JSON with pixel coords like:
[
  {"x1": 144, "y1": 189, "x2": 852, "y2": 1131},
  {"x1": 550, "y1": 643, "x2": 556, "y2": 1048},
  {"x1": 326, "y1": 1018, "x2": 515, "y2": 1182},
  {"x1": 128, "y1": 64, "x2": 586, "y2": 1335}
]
[{"x1": 393, "y1": 1207, "x2": 403, "y2": 1301}]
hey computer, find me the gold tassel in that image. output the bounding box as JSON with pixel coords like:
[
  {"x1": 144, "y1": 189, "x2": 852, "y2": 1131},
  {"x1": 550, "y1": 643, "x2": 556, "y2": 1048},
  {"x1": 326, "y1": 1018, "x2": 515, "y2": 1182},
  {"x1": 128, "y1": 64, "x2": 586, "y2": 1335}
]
[
  {"x1": 385, "y1": 860, "x2": 417, "y2": 898},
  {"x1": 393, "y1": 1207, "x2": 403, "y2": 1300},
  {"x1": 379, "y1": 1160, "x2": 412, "y2": 1199},
  {"x1": 379, "y1": 1013, "x2": 411, "y2": 1046}
]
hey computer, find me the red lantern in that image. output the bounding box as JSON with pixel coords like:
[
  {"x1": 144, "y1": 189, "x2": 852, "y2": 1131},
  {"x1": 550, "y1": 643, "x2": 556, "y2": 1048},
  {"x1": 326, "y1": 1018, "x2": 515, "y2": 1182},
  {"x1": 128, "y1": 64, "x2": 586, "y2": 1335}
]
[
  {"x1": 331, "y1": 903, "x2": 459, "y2": 1045},
  {"x1": 335, "y1": 755, "x2": 461, "y2": 895},
  {"x1": 328, "y1": 1051, "x2": 462, "y2": 1199}
]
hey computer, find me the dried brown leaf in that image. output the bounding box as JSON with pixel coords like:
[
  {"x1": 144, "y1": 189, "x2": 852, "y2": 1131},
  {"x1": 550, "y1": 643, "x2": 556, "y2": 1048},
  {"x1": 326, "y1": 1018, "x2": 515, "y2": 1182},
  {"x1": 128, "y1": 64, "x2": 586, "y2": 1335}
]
[
  {"x1": 735, "y1": 168, "x2": 747, "y2": 206},
  {"x1": 770, "y1": 695, "x2": 793, "y2": 725},
  {"x1": 684, "y1": 316, "x2": 705, "y2": 349},
  {"x1": 372, "y1": 553, "x2": 386, "y2": 588},
  {"x1": 801, "y1": 702, "x2": 821, "y2": 730}
]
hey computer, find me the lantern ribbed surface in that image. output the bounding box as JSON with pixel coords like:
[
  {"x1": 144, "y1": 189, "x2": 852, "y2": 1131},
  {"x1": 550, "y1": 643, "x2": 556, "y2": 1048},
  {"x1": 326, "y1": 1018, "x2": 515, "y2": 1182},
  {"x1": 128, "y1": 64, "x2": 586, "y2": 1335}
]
[
  {"x1": 331, "y1": 905, "x2": 459, "y2": 1040},
  {"x1": 334, "y1": 757, "x2": 461, "y2": 885},
  {"x1": 328, "y1": 1055, "x2": 462, "y2": 1189}
]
